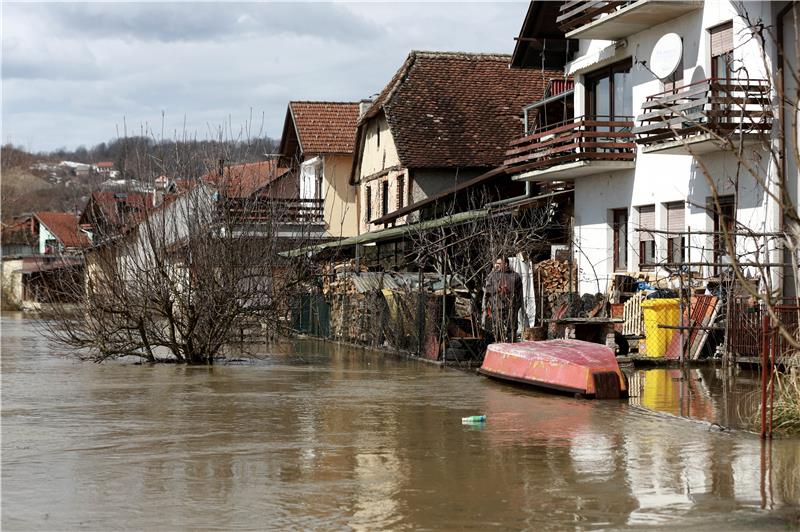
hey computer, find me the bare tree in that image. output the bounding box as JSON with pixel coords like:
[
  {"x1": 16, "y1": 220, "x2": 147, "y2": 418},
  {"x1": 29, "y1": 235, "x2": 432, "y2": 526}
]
[{"x1": 38, "y1": 123, "x2": 315, "y2": 364}]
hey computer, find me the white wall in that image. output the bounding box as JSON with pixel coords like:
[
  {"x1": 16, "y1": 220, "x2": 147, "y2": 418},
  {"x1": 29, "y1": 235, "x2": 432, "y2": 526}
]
[
  {"x1": 38, "y1": 223, "x2": 58, "y2": 255},
  {"x1": 568, "y1": 0, "x2": 787, "y2": 294}
]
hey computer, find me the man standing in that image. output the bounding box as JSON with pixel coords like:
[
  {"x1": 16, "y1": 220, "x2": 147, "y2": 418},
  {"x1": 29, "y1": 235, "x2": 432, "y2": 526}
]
[{"x1": 483, "y1": 257, "x2": 523, "y2": 343}]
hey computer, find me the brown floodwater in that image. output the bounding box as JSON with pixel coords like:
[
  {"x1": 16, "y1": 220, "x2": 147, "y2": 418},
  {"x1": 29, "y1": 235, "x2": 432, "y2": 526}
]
[{"x1": 2, "y1": 313, "x2": 799, "y2": 530}]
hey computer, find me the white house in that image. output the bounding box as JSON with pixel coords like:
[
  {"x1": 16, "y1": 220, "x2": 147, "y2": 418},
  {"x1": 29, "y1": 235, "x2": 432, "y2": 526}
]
[{"x1": 507, "y1": 1, "x2": 798, "y2": 299}]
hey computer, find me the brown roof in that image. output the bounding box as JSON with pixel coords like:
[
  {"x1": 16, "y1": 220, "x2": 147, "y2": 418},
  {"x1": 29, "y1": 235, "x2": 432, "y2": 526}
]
[
  {"x1": 202, "y1": 160, "x2": 290, "y2": 198},
  {"x1": 359, "y1": 51, "x2": 562, "y2": 168},
  {"x1": 95, "y1": 161, "x2": 115, "y2": 168},
  {"x1": 34, "y1": 212, "x2": 91, "y2": 249},
  {"x1": 289, "y1": 101, "x2": 359, "y2": 154},
  {"x1": 80, "y1": 191, "x2": 152, "y2": 227}
]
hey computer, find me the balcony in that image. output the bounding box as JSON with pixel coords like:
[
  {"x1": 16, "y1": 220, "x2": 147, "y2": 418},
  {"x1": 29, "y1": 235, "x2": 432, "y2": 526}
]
[
  {"x1": 218, "y1": 197, "x2": 325, "y2": 236},
  {"x1": 634, "y1": 78, "x2": 773, "y2": 154},
  {"x1": 505, "y1": 116, "x2": 636, "y2": 181},
  {"x1": 557, "y1": 0, "x2": 702, "y2": 40}
]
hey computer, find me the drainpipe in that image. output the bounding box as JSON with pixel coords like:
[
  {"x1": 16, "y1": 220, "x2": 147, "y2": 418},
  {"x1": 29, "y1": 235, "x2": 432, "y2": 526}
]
[
  {"x1": 485, "y1": 180, "x2": 534, "y2": 208},
  {"x1": 774, "y1": 2, "x2": 792, "y2": 300}
]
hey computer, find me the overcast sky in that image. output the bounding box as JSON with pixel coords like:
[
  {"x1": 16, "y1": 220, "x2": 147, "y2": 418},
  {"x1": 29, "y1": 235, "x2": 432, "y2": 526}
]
[{"x1": 2, "y1": 2, "x2": 528, "y2": 152}]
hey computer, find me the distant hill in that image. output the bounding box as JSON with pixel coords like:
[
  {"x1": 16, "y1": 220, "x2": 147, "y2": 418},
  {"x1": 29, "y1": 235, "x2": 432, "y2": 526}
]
[
  {"x1": 1, "y1": 166, "x2": 88, "y2": 221},
  {"x1": 2, "y1": 167, "x2": 52, "y2": 194}
]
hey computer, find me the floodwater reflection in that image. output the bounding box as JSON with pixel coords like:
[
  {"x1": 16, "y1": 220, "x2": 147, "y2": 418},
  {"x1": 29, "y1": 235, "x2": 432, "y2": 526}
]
[
  {"x1": 629, "y1": 367, "x2": 762, "y2": 430},
  {"x1": 2, "y1": 314, "x2": 798, "y2": 530}
]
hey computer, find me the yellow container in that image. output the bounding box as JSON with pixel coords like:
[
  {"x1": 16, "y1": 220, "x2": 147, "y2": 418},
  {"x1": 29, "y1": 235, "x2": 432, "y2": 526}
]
[{"x1": 641, "y1": 298, "x2": 680, "y2": 357}]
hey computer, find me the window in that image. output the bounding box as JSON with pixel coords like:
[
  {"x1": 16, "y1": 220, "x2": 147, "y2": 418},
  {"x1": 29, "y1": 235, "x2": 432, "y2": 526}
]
[
  {"x1": 612, "y1": 209, "x2": 628, "y2": 271},
  {"x1": 381, "y1": 181, "x2": 389, "y2": 217},
  {"x1": 586, "y1": 59, "x2": 633, "y2": 124},
  {"x1": 44, "y1": 238, "x2": 59, "y2": 255},
  {"x1": 637, "y1": 205, "x2": 656, "y2": 270},
  {"x1": 376, "y1": 121, "x2": 381, "y2": 148},
  {"x1": 710, "y1": 21, "x2": 734, "y2": 125},
  {"x1": 314, "y1": 164, "x2": 323, "y2": 201},
  {"x1": 710, "y1": 21, "x2": 734, "y2": 81},
  {"x1": 665, "y1": 201, "x2": 686, "y2": 263},
  {"x1": 365, "y1": 185, "x2": 372, "y2": 223},
  {"x1": 397, "y1": 175, "x2": 405, "y2": 209}
]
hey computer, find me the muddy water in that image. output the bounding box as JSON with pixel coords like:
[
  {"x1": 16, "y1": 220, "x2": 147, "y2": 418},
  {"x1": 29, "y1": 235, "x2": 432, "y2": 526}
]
[{"x1": 2, "y1": 313, "x2": 798, "y2": 530}]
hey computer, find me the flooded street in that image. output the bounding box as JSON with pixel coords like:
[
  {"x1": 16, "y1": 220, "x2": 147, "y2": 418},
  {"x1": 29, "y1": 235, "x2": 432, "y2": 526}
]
[{"x1": 2, "y1": 313, "x2": 798, "y2": 530}]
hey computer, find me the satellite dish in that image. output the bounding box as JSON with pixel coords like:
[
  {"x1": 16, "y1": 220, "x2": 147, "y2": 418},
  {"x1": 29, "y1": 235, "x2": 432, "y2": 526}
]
[{"x1": 650, "y1": 33, "x2": 683, "y2": 79}]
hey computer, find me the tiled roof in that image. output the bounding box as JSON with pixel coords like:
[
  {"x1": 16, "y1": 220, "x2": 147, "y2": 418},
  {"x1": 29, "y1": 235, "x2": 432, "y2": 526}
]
[
  {"x1": 361, "y1": 51, "x2": 562, "y2": 168},
  {"x1": 289, "y1": 101, "x2": 359, "y2": 154},
  {"x1": 203, "y1": 160, "x2": 290, "y2": 198},
  {"x1": 81, "y1": 191, "x2": 151, "y2": 227},
  {"x1": 34, "y1": 212, "x2": 91, "y2": 249}
]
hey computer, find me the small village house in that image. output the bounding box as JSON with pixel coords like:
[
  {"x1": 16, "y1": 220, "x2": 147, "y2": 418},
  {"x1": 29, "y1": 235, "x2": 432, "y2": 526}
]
[
  {"x1": 351, "y1": 50, "x2": 562, "y2": 233},
  {"x1": 278, "y1": 101, "x2": 360, "y2": 239},
  {"x1": 93, "y1": 161, "x2": 120, "y2": 178},
  {"x1": 79, "y1": 191, "x2": 153, "y2": 243},
  {"x1": 1, "y1": 212, "x2": 90, "y2": 309}
]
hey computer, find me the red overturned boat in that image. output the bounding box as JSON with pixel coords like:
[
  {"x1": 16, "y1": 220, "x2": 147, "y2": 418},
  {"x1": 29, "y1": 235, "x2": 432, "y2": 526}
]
[{"x1": 479, "y1": 339, "x2": 628, "y2": 399}]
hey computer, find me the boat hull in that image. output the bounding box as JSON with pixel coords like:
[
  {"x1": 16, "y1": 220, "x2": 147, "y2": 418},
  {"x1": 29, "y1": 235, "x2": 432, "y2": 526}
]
[{"x1": 479, "y1": 339, "x2": 628, "y2": 399}]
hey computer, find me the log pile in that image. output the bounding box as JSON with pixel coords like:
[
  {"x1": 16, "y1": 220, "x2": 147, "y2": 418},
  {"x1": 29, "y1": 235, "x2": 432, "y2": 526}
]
[
  {"x1": 534, "y1": 259, "x2": 575, "y2": 293},
  {"x1": 322, "y1": 261, "x2": 366, "y2": 296}
]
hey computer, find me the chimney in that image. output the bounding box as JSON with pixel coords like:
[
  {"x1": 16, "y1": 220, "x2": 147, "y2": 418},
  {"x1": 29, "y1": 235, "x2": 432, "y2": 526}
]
[{"x1": 359, "y1": 96, "x2": 376, "y2": 118}]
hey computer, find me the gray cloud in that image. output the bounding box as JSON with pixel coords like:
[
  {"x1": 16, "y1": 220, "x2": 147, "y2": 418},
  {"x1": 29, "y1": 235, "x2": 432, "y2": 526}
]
[
  {"x1": 13, "y1": 2, "x2": 380, "y2": 44},
  {"x1": 1, "y1": 2, "x2": 529, "y2": 151}
]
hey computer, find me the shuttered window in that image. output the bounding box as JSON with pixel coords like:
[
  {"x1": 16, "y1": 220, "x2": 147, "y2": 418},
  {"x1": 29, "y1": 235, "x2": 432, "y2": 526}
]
[
  {"x1": 638, "y1": 205, "x2": 656, "y2": 241},
  {"x1": 666, "y1": 201, "x2": 686, "y2": 263},
  {"x1": 666, "y1": 201, "x2": 685, "y2": 232},
  {"x1": 638, "y1": 205, "x2": 656, "y2": 269},
  {"x1": 710, "y1": 21, "x2": 733, "y2": 56}
]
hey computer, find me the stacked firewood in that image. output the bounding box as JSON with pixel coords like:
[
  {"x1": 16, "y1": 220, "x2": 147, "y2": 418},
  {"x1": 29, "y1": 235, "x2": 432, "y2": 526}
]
[
  {"x1": 534, "y1": 259, "x2": 574, "y2": 293},
  {"x1": 322, "y1": 261, "x2": 365, "y2": 295}
]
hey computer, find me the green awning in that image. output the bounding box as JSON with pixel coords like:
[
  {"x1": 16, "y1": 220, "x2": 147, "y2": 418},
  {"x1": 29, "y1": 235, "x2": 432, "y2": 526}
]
[{"x1": 281, "y1": 208, "x2": 489, "y2": 258}]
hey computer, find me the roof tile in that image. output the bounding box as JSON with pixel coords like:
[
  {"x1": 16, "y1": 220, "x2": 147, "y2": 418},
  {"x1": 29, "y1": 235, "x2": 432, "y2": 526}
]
[
  {"x1": 363, "y1": 51, "x2": 562, "y2": 168},
  {"x1": 290, "y1": 101, "x2": 359, "y2": 154},
  {"x1": 34, "y1": 212, "x2": 91, "y2": 249}
]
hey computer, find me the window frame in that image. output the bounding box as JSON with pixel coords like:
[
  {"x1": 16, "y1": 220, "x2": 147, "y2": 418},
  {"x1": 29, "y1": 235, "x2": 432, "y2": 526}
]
[
  {"x1": 612, "y1": 208, "x2": 629, "y2": 272},
  {"x1": 636, "y1": 204, "x2": 656, "y2": 271},
  {"x1": 585, "y1": 58, "x2": 633, "y2": 121}
]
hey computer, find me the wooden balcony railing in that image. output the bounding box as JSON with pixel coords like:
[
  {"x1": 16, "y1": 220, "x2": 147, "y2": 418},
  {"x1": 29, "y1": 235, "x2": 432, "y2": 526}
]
[
  {"x1": 634, "y1": 78, "x2": 772, "y2": 149},
  {"x1": 218, "y1": 198, "x2": 324, "y2": 224},
  {"x1": 557, "y1": 1, "x2": 629, "y2": 33},
  {"x1": 504, "y1": 116, "x2": 636, "y2": 175}
]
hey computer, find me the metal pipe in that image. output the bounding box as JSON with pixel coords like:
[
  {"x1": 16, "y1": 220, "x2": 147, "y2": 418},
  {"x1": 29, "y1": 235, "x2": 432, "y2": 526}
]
[
  {"x1": 760, "y1": 313, "x2": 770, "y2": 439},
  {"x1": 485, "y1": 180, "x2": 533, "y2": 208}
]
